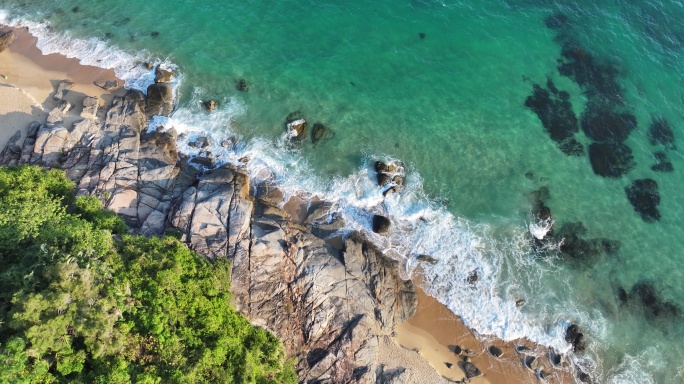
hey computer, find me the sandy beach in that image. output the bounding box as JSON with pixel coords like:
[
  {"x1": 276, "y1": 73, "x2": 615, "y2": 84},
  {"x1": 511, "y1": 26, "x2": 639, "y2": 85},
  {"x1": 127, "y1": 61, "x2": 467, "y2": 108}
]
[
  {"x1": 0, "y1": 26, "x2": 123, "y2": 148},
  {"x1": 0, "y1": 24, "x2": 578, "y2": 384},
  {"x1": 395, "y1": 287, "x2": 576, "y2": 383}
]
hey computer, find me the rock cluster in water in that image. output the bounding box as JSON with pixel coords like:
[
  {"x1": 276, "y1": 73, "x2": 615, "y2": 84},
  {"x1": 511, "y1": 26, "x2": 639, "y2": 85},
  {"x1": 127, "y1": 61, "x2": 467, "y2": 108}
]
[{"x1": 525, "y1": 12, "x2": 678, "y2": 223}]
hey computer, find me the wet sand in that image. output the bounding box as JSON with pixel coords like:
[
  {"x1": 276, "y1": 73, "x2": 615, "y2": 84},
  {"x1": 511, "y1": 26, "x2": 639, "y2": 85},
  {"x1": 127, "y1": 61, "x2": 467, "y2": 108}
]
[{"x1": 395, "y1": 287, "x2": 576, "y2": 383}]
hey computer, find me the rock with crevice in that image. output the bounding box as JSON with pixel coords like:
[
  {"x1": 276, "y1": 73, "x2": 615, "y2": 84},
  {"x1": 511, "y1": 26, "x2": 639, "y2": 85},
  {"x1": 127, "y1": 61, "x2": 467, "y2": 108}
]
[
  {"x1": 145, "y1": 82, "x2": 174, "y2": 118},
  {"x1": 81, "y1": 96, "x2": 100, "y2": 119}
]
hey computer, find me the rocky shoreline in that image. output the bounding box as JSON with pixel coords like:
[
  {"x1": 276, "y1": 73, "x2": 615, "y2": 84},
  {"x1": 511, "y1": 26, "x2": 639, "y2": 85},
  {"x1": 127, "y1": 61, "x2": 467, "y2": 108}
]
[
  {"x1": 0, "y1": 77, "x2": 427, "y2": 381},
  {"x1": 0, "y1": 25, "x2": 580, "y2": 383}
]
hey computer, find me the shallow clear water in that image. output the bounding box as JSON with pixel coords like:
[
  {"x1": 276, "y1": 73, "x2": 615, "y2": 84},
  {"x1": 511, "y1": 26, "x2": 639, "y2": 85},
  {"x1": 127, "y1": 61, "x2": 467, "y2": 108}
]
[{"x1": 3, "y1": 0, "x2": 684, "y2": 382}]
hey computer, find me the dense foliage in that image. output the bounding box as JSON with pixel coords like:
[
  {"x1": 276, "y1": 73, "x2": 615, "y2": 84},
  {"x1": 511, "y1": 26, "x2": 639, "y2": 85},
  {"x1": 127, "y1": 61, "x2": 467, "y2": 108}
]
[{"x1": 0, "y1": 166, "x2": 296, "y2": 384}]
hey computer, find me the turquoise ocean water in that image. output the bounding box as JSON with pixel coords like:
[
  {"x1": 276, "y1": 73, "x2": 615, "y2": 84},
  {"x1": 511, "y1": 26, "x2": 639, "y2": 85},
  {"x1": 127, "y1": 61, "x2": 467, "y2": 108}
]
[{"x1": 2, "y1": 1, "x2": 684, "y2": 382}]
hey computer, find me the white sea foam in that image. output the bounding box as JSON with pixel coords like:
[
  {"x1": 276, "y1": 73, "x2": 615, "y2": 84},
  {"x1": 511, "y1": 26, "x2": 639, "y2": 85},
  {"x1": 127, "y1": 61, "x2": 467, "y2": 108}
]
[{"x1": 0, "y1": 11, "x2": 664, "y2": 384}]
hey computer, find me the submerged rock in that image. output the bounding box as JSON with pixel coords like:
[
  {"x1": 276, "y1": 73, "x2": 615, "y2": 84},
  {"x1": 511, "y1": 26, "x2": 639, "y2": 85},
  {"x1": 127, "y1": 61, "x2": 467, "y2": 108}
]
[
  {"x1": 630, "y1": 281, "x2": 680, "y2": 322},
  {"x1": 0, "y1": 29, "x2": 15, "y2": 53},
  {"x1": 544, "y1": 12, "x2": 570, "y2": 30},
  {"x1": 625, "y1": 179, "x2": 660, "y2": 222},
  {"x1": 648, "y1": 117, "x2": 676, "y2": 149},
  {"x1": 580, "y1": 103, "x2": 637, "y2": 143},
  {"x1": 312, "y1": 122, "x2": 333, "y2": 144},
  {"x1": 236, "y1": 78, "x2": 249, "y2": 92},
  {"x1": 588, "y1": 142, "x2": 635, "y2": 178},
  {"x1": 651, "y1": 152, "x2": 674, "y2": 173},
  {"x1": 555, "y1": 221, "x2": 619, "y2": 263},
  {"x1": 524, "y1": 81, "x2": 582, "y2": 156}
]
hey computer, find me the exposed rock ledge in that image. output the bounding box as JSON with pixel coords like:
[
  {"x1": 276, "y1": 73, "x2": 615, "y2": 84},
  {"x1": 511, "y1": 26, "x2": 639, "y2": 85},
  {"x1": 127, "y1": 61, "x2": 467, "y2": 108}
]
[{"x1": 0, "y1": 89, "x2": 420, "y2": 383}]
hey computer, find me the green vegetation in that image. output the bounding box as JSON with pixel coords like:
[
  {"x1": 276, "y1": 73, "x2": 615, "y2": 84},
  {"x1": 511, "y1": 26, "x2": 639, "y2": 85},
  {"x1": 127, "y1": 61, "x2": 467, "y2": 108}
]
[{"x1": 0, "y1": 166, "x2": 296, "y2": 384}]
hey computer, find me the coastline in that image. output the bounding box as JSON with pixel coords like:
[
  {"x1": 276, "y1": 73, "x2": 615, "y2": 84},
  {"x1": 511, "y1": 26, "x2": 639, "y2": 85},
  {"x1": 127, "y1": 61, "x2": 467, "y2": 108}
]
[
  {"x1": 0, "y1": 25, "x2": 579, "y2": 383},
  {"x1": 0, "y1": 26, "x2": 123, "y2": 148},
  {"x1": 396, "y1": 286, "x2": 575, "y2": 383}
]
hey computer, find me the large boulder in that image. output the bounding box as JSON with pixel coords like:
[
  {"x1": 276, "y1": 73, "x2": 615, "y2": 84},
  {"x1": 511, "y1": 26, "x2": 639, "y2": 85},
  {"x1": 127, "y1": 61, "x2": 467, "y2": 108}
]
[
  {"x1": 145, "y1": 82, "x2": 174, "y2": 118},
  {"x1": 0, "y1": 30, "x2": 15, "y2": 53}
]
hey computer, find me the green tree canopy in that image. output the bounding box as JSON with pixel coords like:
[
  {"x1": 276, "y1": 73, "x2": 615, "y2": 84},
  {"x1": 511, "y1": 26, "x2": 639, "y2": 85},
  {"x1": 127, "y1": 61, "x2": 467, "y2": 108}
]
[{"x1": 0, "y1": 166, "x2": 296, "y2": 384}]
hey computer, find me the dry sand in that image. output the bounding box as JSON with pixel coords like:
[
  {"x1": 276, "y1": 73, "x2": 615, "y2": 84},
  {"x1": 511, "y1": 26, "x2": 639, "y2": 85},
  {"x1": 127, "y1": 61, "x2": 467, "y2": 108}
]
[
  {"x1": 395, "y1": 287, "x2": 576, "y2": 383},
  {"x1": 0, "y1": 26, "x2": 124, "y2": 148}
]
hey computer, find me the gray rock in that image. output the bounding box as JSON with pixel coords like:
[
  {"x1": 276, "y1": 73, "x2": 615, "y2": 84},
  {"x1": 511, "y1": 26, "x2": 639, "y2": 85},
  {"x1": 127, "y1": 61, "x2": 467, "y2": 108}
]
[
  {"x1": 59, "y1": 100, "x2": 72, "y2": 113},
  {"x1": 190, "y1": 156, "x2": 215, "y2": 169},
  {"x1": 47, "y1": 108, "x2": 64, "y2": 125},
  {"x1": 53, "y1": 80, "x2": 74, "y2": 101},
  {"x1": 81, "y1": 96, "x2": 100, "y2": 119}
]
